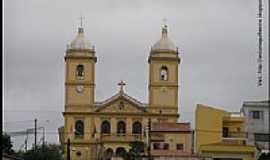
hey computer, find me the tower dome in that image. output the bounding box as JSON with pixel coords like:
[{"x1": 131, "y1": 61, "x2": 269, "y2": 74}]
[
  {"x1": 68, "y1": 27, "x2": 93, "y2": 50},
  {"x1": 152, "y1": 25, "x2": 176, "y2": 52}
]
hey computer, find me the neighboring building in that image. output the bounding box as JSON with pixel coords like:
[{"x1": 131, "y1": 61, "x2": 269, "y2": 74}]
[
  {"x1": 195, "y1": 104, "x2": 256, "y2": 160},
  {"x1": 150, "y1": 122, "x2": 199, "y2": 160},
  {"x1": 241, "y1": 100, "x2": 270, "y2": 152},
  {"x1": 62, "y1": 25, "x2": 193, "y2": 160}
]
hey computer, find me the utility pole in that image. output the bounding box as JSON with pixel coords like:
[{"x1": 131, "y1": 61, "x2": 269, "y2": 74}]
[
  {"x1": 41, "y1": 127, "x2": 45, "y2": 151},
  {"x1": 67, "y1": 138, "x2": 71, "y2": 160},
  {"x1": 191, "y1": 130, "x2": 194, "y2": 154},
  {"x1": 25, "y1": 131, "x2": 28, "y2": 152},
  {"x1": 24, "y1": 137, "x2": 27, "y2": 151},
  {"x1": 34, "y1": 119, "x2": 37, "y2": 151}
]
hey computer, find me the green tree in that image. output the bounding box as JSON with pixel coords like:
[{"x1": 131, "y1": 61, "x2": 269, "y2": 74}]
[
  {"x1": 2, "y1": 133, "x2": 14, "y2": 154},
  {"x1": 258, "y1": 153, "x2": 270, "y2": 160},
  {"x1": 23, "y1": 144, "x2": 63, "y2": 160},
  {"x1": 127, "y1": 141, "x2": 145, "y2": 160}
]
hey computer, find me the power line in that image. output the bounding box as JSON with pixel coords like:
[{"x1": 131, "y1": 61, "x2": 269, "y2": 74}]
[
  {"x1": 4, "y1": 119, "x2": 60, "y2": 124},
  {"x1": 3, "y1": 120, "x2": 35, "y2": 124}
]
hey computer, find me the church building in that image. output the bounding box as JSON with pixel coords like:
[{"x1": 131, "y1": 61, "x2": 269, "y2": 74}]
[{"x1": 63, "y1": 25, "x2": 194, "y2": 160}]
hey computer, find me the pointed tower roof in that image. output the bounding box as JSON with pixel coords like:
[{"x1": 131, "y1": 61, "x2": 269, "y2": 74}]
[
  {"x1": 68, "y1": 27, "x2": 92, "y2": 50},
  {"x1": 152, "y1": 25, "x2": 176, "y2": 52}
]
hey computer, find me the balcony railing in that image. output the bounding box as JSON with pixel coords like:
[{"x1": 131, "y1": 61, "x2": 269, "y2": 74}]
[
  {"x1": 100, "y1": 133, "x2": 143, "y2": 142},
  {"x1": 222, "y1": 132, "x2": 248, "y2": 145},
  {"x1": 223, "y1": 132, "x2": 248, "y2": 138}
]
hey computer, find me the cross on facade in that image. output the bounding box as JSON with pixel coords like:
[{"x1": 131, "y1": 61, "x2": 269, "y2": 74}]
[{"x1": 118, "y1": 80, "x2": 126, "y2": 92}]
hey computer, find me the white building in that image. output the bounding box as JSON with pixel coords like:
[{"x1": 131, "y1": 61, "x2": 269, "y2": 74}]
[{"x1": 241, "y1": 100, "x2": 269, "y2": 153}]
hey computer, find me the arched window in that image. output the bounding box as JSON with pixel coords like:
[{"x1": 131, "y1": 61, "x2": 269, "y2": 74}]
[
  {"x1": 101, "y1": 120, "x2": 111, "y2": 134},
  {"x1": 104, "y1": 148, "x2": 114, "y2": 160},
  {"x1": 75, "y1": 120, "x2": 84, "y2": 137},
  {"x1": 115, "y1": 147, "x2": 127, "y2": 158},
  {"x1": 132, "y1": 121, "x2": 142, "y2": 134},
  {"x1": 76, "y1": 64, "x2": 84, "y2": 79},
  {"x1": 160, "y1": 66, "x2": 168, "y2": 81},
  {"x1": 117, "y1": 121, "x2": 126, "y2": 134}
]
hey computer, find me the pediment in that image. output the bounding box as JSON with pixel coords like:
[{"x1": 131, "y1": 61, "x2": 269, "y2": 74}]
[{"x1": 95, "y1": 92, "x2": 147, "y2": 113}]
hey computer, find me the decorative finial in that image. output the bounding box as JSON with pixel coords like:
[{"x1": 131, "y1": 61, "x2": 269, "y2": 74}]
[
  {"x1": 78, "y1": 15, "x2": 84, "y2": 33},
  {"x1": 162, "y1": 18, "x2": 168, "y2": 37},
  {"x1": 80, "y1": 16, "x2": 84, "y2": 28},
  {"x1": 118, "y1": 80, "x2": 126, "y2": 93},
  {"x1": 162, "y1": 18, "x2": 167, "y2": 27}
]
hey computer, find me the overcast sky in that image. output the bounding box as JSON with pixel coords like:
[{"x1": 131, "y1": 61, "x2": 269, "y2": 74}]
[{"x1": 3, "y1": 0, "x2": 269, "y2": 150}]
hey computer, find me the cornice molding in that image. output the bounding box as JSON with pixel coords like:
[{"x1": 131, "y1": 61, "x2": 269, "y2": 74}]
[
  {"x1": 63, "y1": 111, "x2": 178, "y2": 117},
  {"x1": 64, "y1": 55, "x2": 97, "y2": 62},
  {"x1": 65, "y1": 82, "x2": 95, "y2": 86},
  {"x1": 148, "y1": 56, "x2": 180, "y2": 63}
]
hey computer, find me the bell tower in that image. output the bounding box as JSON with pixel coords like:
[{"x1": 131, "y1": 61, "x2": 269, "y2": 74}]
[
  {"x1": 63, "y1": 26, "x2": 97, "y2": 160},
  {"x1": 148, "y1": 25, "x2": 180, "y2": 122},
  {"x1": 65, "y1": 27, "x2": 96, "y2": 111}
]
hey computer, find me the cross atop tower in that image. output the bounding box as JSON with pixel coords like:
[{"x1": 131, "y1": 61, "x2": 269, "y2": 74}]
[
  {"x1": 118, "y1": 80, "x2": 126, "y2": 93},
  {"x1": 78, "y1": 16, "x2": 84, "y2": 33},
  {"x1": 79, "y1": 16, "x2": 84, "y2": 28}
]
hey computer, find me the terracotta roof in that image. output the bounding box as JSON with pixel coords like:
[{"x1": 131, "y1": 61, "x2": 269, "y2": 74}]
[{"x1": 151, "y1": 122, "x2": 191, "y2": 132}]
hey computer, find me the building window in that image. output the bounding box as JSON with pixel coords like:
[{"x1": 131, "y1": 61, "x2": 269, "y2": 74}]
[
  {"x1": 153, "y1": 143, "x2": 161, "y2": 150},
  {"x1": 75, "y1": 120, "x2": 84, "y2": 137},
  {"x1": 117, "y1": 121, "x2": 126, "y2": 134},
  {"x1": 132, "y1": 121, "x2": 142, "y2": 134},
  {"x1": 115, "y1": 147, "x2": 127, "y2": 158},
  {"x1": 163, "y1": 143, "x2": 169, "y2": 150},
  {"x1": 249, "y1": 111, "x2": 263, "y2": 119},
  {"x1": 255, "y1": 133, "x2": 270, "y2": 142},
  {"x1": 104, "y1": 148, "x2": 114, "y2": 160},
  {"x1": 160, "y1": 66, "x2": 168, "y2": 81},
  {"x1": 76, "y1": 151, "x2": 82, "y2": 157},
  {"x1": 223, "y1": 127, "x2": 229, "y2": 137},
  {"x1": 176, "y1": 144, "x2": 183, "y2": 150},
  {"x1": 76, "y1": 64, "x2": 84, "y2": 79},
  {"x1": 101, "y1": 120, "x2": 111, "y2": 134}
]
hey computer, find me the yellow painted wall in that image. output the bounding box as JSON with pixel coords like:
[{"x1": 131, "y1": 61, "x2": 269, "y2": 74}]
[
  {"x1": 195, "y1": 104, "x2": 256, "y2": 160},
  {"x1": 151, "y1": 88, "x2": 177, "y2": 107},
  {"x1": 195, "y1": 104, "x2": 229, "y2": 152},
  {"x1": 164, "y1": 133, "x2": 192, "y2": 152},
  {"x1": 65, "y1": 58, "x2": 95, "y2": 82},
  {"x1": 148, "y1": 57, "x2": 179, "y2": 114},
  {"x1": 150, "y1": 61, "x2": 178, "y2": 83},
  {"x1": 66, "y1": 86, "x2": 94, "y2": 105}
]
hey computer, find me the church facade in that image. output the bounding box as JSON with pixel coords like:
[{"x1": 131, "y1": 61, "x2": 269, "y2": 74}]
[{"x1": 63, "y1": 25, "x2": 194, "y2": 160}]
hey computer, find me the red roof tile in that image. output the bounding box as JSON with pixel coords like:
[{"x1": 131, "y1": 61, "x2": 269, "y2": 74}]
[{"x1": 151, "y1": 122, "x2": 191, "y2": 132}]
